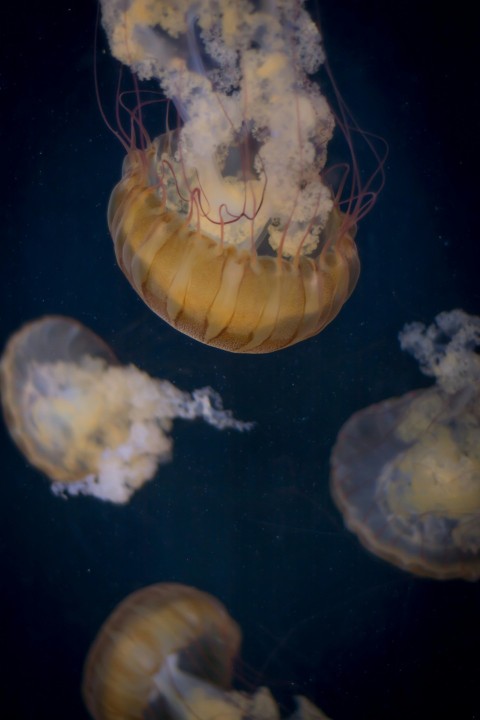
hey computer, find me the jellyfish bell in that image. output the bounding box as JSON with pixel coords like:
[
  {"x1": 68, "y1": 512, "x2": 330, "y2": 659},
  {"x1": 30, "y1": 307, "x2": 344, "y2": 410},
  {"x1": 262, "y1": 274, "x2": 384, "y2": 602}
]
[
  {"x1": 82, "y1": 583, "x2": 241, "y2": 720},
  {"x1": 330, "y1": 310, "x2": 480, "y2": 581},
  {"x1": 0, "y1": 316, "x2": 252, "y2": 504},
  {"x1": 0, "y1": 316, "x2": 119, "y2": 485},
  {"x1": 331, "y1": 388, "x2": 480, "y2": 580},
  {"x1": 99, "y1": 0, "x2": 383, "y2": 353},
  {"x1": 82, "y1": 582, "x2": 331, "y2": 720}
]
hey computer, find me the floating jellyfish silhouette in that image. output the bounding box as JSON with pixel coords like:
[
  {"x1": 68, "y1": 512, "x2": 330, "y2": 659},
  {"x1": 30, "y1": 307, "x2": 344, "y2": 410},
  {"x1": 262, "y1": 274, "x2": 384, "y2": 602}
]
[
  {"x1": 83, "y1": 582, "x2": 330, "y2": 720},
  {"x1": 99, "y1": 0, "x2": 382, "y2": 353},
  {"x1": 331, "y1": 310, "x2": 480, "y2": 580},
  {"x1": 0, "y1": 316, "x2": 252, "y2": 504}
]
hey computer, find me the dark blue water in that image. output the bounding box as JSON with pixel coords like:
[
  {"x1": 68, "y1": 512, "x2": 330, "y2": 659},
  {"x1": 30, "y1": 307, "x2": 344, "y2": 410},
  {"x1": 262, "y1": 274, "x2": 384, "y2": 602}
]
[{"x1": 1, "y1": 1, "x2": 479, "y2": 718}]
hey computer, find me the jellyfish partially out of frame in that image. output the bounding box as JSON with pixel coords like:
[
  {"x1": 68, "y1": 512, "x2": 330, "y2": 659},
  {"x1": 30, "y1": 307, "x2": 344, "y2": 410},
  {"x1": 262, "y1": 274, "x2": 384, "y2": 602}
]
[
  {"x1": 99, "y1": 0, "x2": 383, "y2": 353},
  {"x1": 83, "y1": 582, "x2": 330, "y2": 720},
  {"x1": 0, "y1": 316, "x2": 252, "y2": 504},
  {"x1": 331, "y1": 310, "x2": 480, "y2": 581}
]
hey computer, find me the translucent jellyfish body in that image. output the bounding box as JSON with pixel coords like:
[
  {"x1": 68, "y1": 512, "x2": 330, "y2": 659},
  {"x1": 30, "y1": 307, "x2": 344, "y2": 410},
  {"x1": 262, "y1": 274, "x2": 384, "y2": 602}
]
[
  {"x1": 331, "y1": 310, "x2": 480, "y2": 580},
  {"x1": 98, "y1": 0, "x2": 374, "y2": 353},
  {"x1": 83, "y1": 582, "x2": 330, "y2": 720},
  {"x1": 0, "y1": 316, "x2": 252, "y2": 504}
]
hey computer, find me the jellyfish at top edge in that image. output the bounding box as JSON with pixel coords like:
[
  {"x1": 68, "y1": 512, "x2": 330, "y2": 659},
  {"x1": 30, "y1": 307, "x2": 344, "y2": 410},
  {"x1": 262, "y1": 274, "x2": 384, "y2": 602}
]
[
  {"x1": 99, "y1": 0, "x2": 383, "y2": 354},
  {"x1": 0, "y1": 316, "x2": 252, "y2": 504},
  {"x1": 330, "y1": 309, "x2": 480, "y2": 581},
  {"x1": 82, "y1": 582, "x2": 331, "y2": 720}
]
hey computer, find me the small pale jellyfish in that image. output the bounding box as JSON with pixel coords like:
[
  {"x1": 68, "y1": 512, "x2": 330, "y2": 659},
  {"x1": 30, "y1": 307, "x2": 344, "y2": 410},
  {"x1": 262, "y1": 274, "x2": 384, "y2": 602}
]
[
  {"x1": 99, "y1": 0, "x2": 382, "y2": 353},
  {"x1": 330, "y1": 310, "x2": 480, "y2": 580},
  {"x1": 82, "y1": 582, "x2": 331, "y2": 720},
  {"x1": 0, "y1": 316, "x2": 252, "y2": 504}
]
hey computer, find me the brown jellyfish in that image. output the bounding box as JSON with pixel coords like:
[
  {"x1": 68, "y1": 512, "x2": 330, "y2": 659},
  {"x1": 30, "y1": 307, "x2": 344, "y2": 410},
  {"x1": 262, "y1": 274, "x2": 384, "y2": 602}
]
[
  {"x1": 331, "y1": 310, "x2": 480, "y2": 580},
  {"x1": 98, "y1": 0, "x2": 383, "y2": 354},
  {"x1": 82, "y1": 582, "x2": 331, "y2": 720},
  {"x1": 0, "y1": 316, "x2": 252, "y2": 504}
]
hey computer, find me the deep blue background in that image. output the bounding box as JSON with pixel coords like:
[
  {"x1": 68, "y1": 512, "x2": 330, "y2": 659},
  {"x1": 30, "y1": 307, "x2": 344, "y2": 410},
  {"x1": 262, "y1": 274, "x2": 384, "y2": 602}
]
[{"x1": 1, "y1": 1, "x2": 479, "y2": 718}]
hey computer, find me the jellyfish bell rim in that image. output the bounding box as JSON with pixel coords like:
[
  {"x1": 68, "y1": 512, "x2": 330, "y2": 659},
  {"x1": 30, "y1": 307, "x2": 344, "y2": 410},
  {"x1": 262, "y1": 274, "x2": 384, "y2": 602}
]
[{"x1": 0, "y1": 314, "x2": 119, "y2": 376}]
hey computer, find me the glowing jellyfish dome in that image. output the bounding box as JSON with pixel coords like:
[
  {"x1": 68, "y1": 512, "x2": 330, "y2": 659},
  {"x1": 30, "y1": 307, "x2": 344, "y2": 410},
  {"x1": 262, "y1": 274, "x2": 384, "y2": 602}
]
[
  {"x1": 331, "y1": 310, "x2": 480, "y2": 580},
  {"x1": 83, "y1": 582, "x2": 330, "y2": 720},
  {"x1": 0, "y1": 316, "x2": 252, "y2": 504},
  {"x1": 99, "y1": 0, "x2": 382, "y2": 353}
]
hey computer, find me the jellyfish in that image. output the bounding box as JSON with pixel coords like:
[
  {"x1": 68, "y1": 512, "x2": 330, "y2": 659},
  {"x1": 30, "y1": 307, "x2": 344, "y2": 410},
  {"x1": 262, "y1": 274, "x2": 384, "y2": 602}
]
[
  {"x1": 330, "y1": 309, "x2": 480, "y2": 580},
  {"x1": 0, "y1": 316, "x2": 252, "y2": 504},
  {"x1": 98, "y1": 0, "x2": 382, "y2": 353},
  {"x1": 83, "y1": 582, "x2": 331, "y2": 720}
]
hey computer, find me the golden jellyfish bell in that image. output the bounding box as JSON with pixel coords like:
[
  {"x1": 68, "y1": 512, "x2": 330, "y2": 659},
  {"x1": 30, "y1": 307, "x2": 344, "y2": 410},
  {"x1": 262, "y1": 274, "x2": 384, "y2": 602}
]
[
  {"x1": 108, "y1": 149, "x2": 359, "y2": 354},
  {"x1": 0, "y1": 316, "x2": 118, "y2": 484},
  {"x1": 330, "y1": 310, "x2": 480, "y2": 580},
  {"x1": 82, "y1": 583, "x2": 242, "y2": 720},
  {"x1": 100, "y1": 0, "x2": 373, "y2": 353}
]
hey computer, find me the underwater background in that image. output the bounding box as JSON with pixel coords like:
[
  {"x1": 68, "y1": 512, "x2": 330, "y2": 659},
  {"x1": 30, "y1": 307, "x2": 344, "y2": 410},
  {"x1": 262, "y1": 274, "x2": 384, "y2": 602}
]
[{"x1": 1, "y1": 1, "x2": 479, "y2": 718}]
